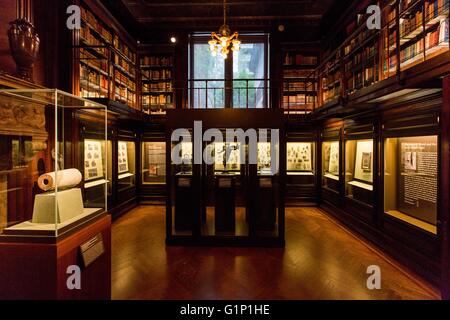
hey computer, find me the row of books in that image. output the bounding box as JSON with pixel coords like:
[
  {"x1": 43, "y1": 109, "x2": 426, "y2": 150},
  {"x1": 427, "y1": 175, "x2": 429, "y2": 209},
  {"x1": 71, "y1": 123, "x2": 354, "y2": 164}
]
[
  {"x1": 425, "y1": 0, "x2": 449, "y2": 20},
  {"x1": 142, "y1": 94, "x2": 173, "y2": 106},
  {"x1": 283, "y1": 82, "x2": 315, "y2": 91},
  {"x1": 114, "y1": 70, "x2": 136, "y2": 92},
  {"x1": 283, "y1": 53, "x2": 318, "y2": 66},
  {"x1": 387, "y1": 7, "x2": 397, "y2": 24},
  {"x1": 282, "y1": 95, "x2": 315, "y2": 107},
  {"x1": 80, "y1": 87, "x2": 108, "y2": 99},
  {"x1": 141, "y1": 56, "x2": 174, "y2": 67},
  {"x1": 80, "y1": 65, "x2": 108, "y2": 91},
  {"x1": 400, "y1": 6, "x2": 423, "y2": 37},
  {"x1": 346, "y1": 65, "x2": 378, "y2": 92},
  {"x1": 400, "y1": 0, "x2": 419, "y2": 12},
  {"x1": 114, "y1": 54, "x2": 136, "y2": 77},
  {"x1": 283, "y1": 69, "x2": 315, "y2": 78},
  {"x1": 80, "y1": 25, "x2": 108, "y2": 57},
  {"x1": 113, "y1": 35, "x2": 136, "y2": 64},
  {"x1": 323, "y1": 83, "x2": 341, "y2": 103},
  {"x1": 142, "y1": 69, "x2": 172, "y2": 80},
  {"x1": 80, "y1": 49, "x2": 109, "y2": 74},
  {"x1": 322, "y1": 70, "x2": 341, "y2": 89},
  {"x1": 81, "y1": 6, "x2": 112, "y2": 43},
  {"x1": 142, "y1": 82, "x2": 173, "y2": 92},
  {"x1": 114, "y1": 86, "x2": 136, "y2": 107},
  {"x1": 400, "y1": 18, "x2": 449, "y2": 63}
]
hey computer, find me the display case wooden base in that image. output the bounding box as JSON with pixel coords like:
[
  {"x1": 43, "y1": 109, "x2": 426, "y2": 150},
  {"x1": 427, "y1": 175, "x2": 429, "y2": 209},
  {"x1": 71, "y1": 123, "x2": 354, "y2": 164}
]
[{"x1": 0, "y1": 214, "x2": 111, "y2": 300}]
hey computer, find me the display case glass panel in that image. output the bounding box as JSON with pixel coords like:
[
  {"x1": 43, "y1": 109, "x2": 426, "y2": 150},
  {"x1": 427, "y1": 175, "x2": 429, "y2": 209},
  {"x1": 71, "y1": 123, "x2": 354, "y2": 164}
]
[
  {"x1": 286, "y1": 142, "x2": 315, "y2": 175},
  {"x1": 214, "y1": 142, "x2": 241, "y2": 174},
  {"x1": 117, "y1": 141, "x2": 136, "y2": 191},
  {"x1": 322, "y1": 141, "x2": 340, "y2": 191},
  {"x1": 83, "y1": 139, "x2": 112, "y2": 207},
  {"x1": 258, "y1": 142, "x2": 280, "y2": 176},
  {"x1": 345, "y1": 139, "x2": 374, "y2": 205},
  {"x1": 0, "y1": 89, "x2": 107, "y2": 238},
  {"x1": 142, "y1": 142, "x2": 166, "y2": 184},
  {"x1": 170, "y1": 138, "x2": 194, "y2": 235},
  {"x1": 384, "y1": 136, "x2": 438, "y2": 234}
]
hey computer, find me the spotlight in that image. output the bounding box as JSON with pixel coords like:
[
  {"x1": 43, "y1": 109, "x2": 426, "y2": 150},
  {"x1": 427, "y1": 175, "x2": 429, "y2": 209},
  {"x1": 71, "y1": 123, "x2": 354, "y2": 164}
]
[{"x1": 170, "y1": 37, "x2": 177, "y2": 44}]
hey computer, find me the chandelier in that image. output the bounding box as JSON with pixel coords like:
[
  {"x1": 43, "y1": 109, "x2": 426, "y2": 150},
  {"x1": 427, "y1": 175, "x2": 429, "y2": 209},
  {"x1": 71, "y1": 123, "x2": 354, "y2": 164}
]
[{"x1": 208, "y1": 0, "x2": 241, "y2": 59}]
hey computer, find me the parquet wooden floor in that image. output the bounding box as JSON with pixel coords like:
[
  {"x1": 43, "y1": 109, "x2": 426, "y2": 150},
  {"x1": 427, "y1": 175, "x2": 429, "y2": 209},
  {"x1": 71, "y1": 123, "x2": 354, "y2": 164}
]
[{"x1": 111, "y1": 206, "x2": 441, "y2": 300}]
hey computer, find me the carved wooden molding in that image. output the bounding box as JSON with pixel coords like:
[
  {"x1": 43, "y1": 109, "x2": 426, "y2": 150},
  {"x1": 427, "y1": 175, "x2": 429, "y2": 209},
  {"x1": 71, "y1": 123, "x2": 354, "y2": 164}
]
[{"x1": 0, "y1": 72, "x2": 48, "y2": 145}]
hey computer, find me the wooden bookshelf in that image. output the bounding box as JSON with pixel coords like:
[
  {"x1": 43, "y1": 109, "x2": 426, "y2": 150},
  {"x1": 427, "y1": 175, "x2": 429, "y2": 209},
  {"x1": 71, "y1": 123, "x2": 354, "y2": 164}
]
[
  {"x1": 318, "y1": 50, "x2": 341, "y2": 106},
  {"x1": 343, "y1": 10, "x2": 380, "y2": 95},
  {"x1": 78, "y1": 5, "x2": 111, "y2": 99},
  {"x1": 281, "y1": 50, "x2": 318, "y2": 113},
  {"x1": 315, "y1": 0, "x2": 449, "y2": 110},
  {"x1": 140, "y1": 54, "x2": 175, "y2": 115},
  {"x1": 76, "y1": 3, "x2": 138, "y2": 110}
]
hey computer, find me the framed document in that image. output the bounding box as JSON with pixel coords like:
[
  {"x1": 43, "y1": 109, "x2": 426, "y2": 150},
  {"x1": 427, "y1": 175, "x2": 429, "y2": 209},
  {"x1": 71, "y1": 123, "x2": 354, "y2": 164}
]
[
  {"x1": 328, "y1": 142, "x2": 339, "y2": 175},
  {"x1": 84, "y1": 139, "x2": 104, "y2": 181},
  {"x1": 353, "y1": 140, "x2": 373, "y2": 183},
  {"x1": 118, "y1": 141, "x2": 129, "y2": 174},
  {"x1": 287, "y1": 142, "x2": 312, "y2": 172}
]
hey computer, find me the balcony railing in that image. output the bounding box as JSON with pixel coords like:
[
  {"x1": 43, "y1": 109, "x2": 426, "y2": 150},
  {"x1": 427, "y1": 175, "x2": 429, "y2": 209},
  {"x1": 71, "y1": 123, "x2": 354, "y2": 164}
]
[{"x1": 165, "y1": 79, "x2": 318, "y2": 115}]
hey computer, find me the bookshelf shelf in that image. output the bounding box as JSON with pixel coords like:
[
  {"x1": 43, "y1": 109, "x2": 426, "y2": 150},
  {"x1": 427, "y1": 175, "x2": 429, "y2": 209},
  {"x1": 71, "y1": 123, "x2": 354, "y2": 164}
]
[
  {"x1": 282, "y1": 49, "x2": 319, "y2": 113},
  {"x1": 76, "y1": 4, "x2": 138, "y2": 110},
  {"x1": 140, "y1": 52, "x2": 175, "y2": 115},
  {"x1": 313, "y1": 0, "x2": 449, "y2": 110}
]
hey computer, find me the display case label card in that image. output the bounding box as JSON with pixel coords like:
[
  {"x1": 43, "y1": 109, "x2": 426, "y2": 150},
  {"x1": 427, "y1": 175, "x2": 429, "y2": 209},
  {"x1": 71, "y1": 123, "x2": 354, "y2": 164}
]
[
  {"x1": 218, "y1": 178, "x2": 232, "y2": 188},
  {"x1": 80, "y1": 233, "x2": 105, "y2": 268},
  {"x1": 178, "y1": 178, "x2": 191, "y2": 187}
]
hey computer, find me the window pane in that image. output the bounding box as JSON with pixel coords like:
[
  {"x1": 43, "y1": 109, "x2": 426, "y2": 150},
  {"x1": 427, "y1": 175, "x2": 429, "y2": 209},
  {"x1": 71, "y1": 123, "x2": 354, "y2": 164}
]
[
  {"x1": 193, "y1": 43, "x2": 225, "y2": 109},
  {"x1": 233, "y1": 43, "x2": 265, "y2": 108}
]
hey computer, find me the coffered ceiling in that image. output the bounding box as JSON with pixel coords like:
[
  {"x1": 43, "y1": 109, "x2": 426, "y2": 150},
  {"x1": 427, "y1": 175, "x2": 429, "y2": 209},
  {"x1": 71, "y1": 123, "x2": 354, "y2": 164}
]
[{"x1": 123, "y1": 0, "x2": 333, "y2": 27}]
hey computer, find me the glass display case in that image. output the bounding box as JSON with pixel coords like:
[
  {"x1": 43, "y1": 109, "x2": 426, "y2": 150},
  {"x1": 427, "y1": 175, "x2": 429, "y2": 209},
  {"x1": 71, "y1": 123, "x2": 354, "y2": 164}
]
[
  {"x1": 83, "y1": 139, "x2": 112, "y2": 208},
  {"x1": 204, "y1": 141, "x2": 243, "y2": 236},
  {"x1": 117, "y1": 140, "x2": 136, "y2": 191},
  {"x1": 384, "y1": 136, "x2": 438, "y2": 234},
  {"x1": 142, "y1": 142, "x2": 166, "y2": 184},
  {"x1": 286, "y1": 142, "x2": 315, "y2": 175},
  {"x1": 258, "y1": 142, "x2": 279, "y2": 176},
  {"x1": 0, "y1": 89, "x2": 107, "y2": 238},
  {"x1": 322, "y1": 141, "x2": 340, "y2": 192},
  {"x1": 214, "y1": 142, "x2": 241, "y2": 174},
  {"x1": 345, "y1": 139, "x2": 374, "y2": 205},
  {"x1": 171, "y1": 140, "x2": 194, "y2": 233}
]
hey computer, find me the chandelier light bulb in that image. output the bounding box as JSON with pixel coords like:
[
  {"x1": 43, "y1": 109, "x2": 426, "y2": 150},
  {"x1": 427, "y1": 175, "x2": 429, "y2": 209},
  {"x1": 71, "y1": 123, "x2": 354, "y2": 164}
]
[{"x1": 208, "y1": 0, "x2": 241, "y2": 58}]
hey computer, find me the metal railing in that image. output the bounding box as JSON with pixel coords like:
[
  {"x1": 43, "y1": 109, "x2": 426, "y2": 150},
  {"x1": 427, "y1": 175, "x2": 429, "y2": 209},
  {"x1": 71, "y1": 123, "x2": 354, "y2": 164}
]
[{"x1": 172, "y1": 79, "x2": 317, "y2": 115}]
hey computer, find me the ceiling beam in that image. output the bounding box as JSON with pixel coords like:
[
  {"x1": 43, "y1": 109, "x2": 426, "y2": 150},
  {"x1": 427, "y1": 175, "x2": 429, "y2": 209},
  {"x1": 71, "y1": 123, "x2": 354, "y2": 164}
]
[
  {"x1": 137, "y1": 14, "x2": 322, "y2": 23},
  {"x1": 124, "y1": 0, "x2": 314, "y2": 7}
]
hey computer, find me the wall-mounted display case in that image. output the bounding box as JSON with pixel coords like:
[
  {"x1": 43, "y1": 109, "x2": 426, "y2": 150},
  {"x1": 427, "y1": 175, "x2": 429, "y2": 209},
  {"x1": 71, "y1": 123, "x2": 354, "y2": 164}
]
[
  {"x1": 322, "y1": 141, "x2": 340, "y2": 192},
  {"x1": 345, "y1": 139, "x2": 374, "y2": 206},
  {"x1": 0, "y1": 89, "x2": 107, "y2": 238},
  {"x1": 142, "y1": 142, "x2": 166, "y2": 184},
  {"x1": 83, "y1": 138, "x2": 112, "y2": 208},
  {"x1": 286, "y1": 142, "x2": 315, "y2": 174},
  {"x1": 285, "y1": 137, "x2": 318, "y2": 206},
  {"x1": 384, "y1": 135, "x2": 438, "y2": 234},
  {"x1": 117, "y1": 140, "x2": 136, "y2": 191}
]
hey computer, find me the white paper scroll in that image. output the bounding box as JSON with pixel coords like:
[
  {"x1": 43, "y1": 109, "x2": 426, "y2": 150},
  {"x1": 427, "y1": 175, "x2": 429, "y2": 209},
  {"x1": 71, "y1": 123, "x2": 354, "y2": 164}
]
[{"x1": 37, "y1": 168, "x2": 82, "y2": 192}]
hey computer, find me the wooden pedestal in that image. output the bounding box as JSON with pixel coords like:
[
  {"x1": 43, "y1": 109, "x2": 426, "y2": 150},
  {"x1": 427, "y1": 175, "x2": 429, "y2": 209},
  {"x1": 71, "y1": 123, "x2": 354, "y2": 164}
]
[
  {"x1": 0, "y1": 214, "x2": 111, "y2": 300},
  {"x1": 175, "y1": 175, "x2": 194, "y2": 231},
  {"x1": 255, "y1": 177, "x2": 276, "y2": 231},
  {"x1": 214, "y1": 176, "x2": 236, "y2": 233}
]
